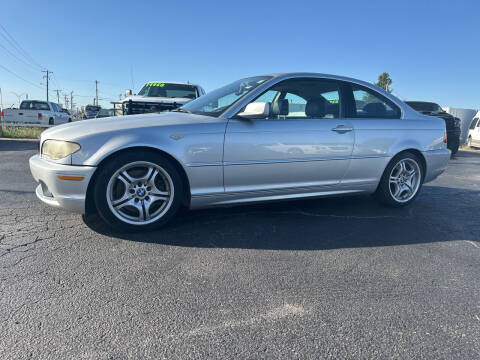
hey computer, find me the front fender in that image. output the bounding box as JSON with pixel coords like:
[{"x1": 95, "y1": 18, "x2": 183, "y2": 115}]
[{"x1": 71, "y1": 126, "x2": 223, "y2": 167}]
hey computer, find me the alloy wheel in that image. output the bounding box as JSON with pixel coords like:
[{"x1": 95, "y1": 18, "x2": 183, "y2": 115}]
[
  {"x1": 106, "y1": 161, "x2": 174, "y2": 225},
  {"x1": 388, "y1": 158, "x2": 421, "y2": 203}
]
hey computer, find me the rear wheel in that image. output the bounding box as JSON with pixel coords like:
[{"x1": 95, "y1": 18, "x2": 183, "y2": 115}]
[
  {"x1": 374, "y1": 152, "x2": 424, "y2": 207},
  {"x1": 49, "y1": 118, "x2": 54, "y2": 125},
  {"x1": 94, "y1": 150, "x2": 185, "y2": 231},
  {"x1": 467, "y1": 136, "x2": 473, "y2": 148}
]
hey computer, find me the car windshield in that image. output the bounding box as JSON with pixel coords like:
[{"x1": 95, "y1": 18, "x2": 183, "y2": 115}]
[
  {"x1": 406, "y1": 102, "x2": 443, "y2": 113},
  {"x1": 137, "y1": 83, "x2": 198, "y2": 99},
  {"x1": 86, "y1": 105, "x2": 101, "y2": 112},
  {"x1": 181, "y1": 76, "x2": 272, "y2": 117}
]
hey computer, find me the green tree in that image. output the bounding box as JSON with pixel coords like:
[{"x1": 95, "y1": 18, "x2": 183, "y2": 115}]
[{"x1": 375, "y1": 72, "x2": 393, "y2": 93}]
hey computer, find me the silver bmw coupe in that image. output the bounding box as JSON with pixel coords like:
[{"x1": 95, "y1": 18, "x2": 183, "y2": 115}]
[{"x1": 30, "y1": 73, "x2": 450, "y2": 230}]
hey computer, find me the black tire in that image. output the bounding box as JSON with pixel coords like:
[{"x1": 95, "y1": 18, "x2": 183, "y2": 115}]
[
  {"x1": 49, "y1": 118, "x2": 54, "y2": 125},
  {"x1": 68, "y1": 118, "x2": 72, "y2": 123},
  {"x1": 373, "y1": 151, "x2": 424, "y2": 207},
  {"x1": 467, "y1": 137, "x2": 473, "y2": 149},
  {"x1": 448, "y1": 140, "x2": 459, "y2": 155},
  {"x1": 93, "y1": 150, "x2": 185, "y2": 231}
]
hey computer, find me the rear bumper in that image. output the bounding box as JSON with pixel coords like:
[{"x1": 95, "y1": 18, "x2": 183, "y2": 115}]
[
  {"x1": 423, "y1": 149, "x2": 451, "y2": 183},
  {"x1": 29, "y1": 155, "x2": 96, "y2": 213}
]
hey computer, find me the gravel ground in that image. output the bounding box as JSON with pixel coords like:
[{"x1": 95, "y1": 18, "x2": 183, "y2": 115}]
[{"x1": 1, "y1": 139, "x2": 479, "y2": 359}]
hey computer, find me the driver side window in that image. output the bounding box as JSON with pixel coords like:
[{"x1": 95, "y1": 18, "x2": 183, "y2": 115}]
[{"x1": 249, "y1": 78, "x2": 341, "y2": 119}]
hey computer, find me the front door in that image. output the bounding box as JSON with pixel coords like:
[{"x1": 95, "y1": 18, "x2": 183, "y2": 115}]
[{"x1": 223, "y1": 77, "x2": 354, "y2": 194}]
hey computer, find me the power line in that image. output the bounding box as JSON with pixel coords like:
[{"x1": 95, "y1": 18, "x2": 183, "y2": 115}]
[
  {"x1": 0, "y1": 63, "x2": 43, "y2": 90},
  {"x1": 0, "y1": 22, "x2": 44, "y2": 70},
  {"x1": 0, "y1": 41, "x2": 40, "y2": 73}
]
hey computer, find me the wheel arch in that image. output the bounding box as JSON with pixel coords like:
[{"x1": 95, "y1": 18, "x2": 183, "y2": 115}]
[
  {"x1": 85, "y1": 146, "x2": 191, "y2": 214},
  {"x1": 391, "y1": 148, "x2": 427, "y2": 176},
  {"x1": 374, "y1": 148, "x2": 427, "y2": 194}
]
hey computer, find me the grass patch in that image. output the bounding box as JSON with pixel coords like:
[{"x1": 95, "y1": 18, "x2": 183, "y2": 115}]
[{"x1": 1, "y1": 125, "x2": 46, "y2": 139}]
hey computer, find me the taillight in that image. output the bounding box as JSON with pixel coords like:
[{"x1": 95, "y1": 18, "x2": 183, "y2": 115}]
[
  {"x1": 38, "y1": 113, "x2": 43, "y2": 120},
  {"x1": 443, "y1": 132, "x2": 447, "y2": 144},
  {"x1": 1, "y1": 111, "x2": 3, "y2": 119}
]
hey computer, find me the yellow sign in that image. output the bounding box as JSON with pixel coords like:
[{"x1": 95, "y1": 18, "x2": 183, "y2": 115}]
[{"x1": 147, "y1": 82, "x2": 166, "y2": 87}]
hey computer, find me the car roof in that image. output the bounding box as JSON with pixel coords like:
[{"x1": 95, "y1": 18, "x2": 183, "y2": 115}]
[
  {"x1": 405, "y1": 101, "x2": 438, "y2": 105},
  {"x1": 265, "y1": 72, "x2": 380, "y2": 88}
]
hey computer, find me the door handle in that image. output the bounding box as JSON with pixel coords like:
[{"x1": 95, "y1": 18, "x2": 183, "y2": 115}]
[
  {"x1": 18, "y1": 113, "x2": 23, "y2": 115},
  {"x1": 331, "y1": 125, "x2": 353, "y2": 133}
]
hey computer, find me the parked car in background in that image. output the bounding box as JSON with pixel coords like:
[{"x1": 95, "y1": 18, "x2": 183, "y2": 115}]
[
  {"x1": 467, "y1": 115, "x2": 480, "y2": 148},
  {"x1": 113, "y1": 81, "x2": 205, "y2": 116},
  {"x1": 30, "y1": 73, "x2": 450, "y2": 231},
  {"x1": 95, "y1": 109, "x2": 116, "y2": 118},
  {"x1": 2, "y1": 100, "x2": 71, "y2": 125},
  {"x1": 84, "y1": 105, "x2": 101, "y2": 119},
  {"x1": 405, "y1": 101, "x2": 461, "y2": 154}
]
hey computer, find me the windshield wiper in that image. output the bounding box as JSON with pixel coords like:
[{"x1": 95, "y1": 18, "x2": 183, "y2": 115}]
[{"x1": 172, "y1": 108, "x2": 192, "y2": 114}]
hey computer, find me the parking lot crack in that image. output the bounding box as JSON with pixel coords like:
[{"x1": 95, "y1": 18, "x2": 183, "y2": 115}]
[{"x1": 464, "y1": 240, "x2": 480, "y2": 249}]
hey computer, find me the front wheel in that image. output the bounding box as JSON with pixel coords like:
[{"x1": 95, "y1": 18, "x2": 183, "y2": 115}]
[
  {"x1": 374, "y1": 152, "x2": 424, "y2": 207},
  {"x1": 94, "y1": 150, "x2": 185, "y2": 231}
]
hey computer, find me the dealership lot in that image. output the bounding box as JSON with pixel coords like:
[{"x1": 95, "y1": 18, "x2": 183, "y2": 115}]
[{"x1": 1, "y1": 139, "x2": 479, "y2": 359}]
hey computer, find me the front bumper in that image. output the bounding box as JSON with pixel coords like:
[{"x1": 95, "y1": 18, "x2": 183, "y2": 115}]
[
  {"x1": 29, "y1": 154, "x2": 96, "y2": 213},
  {"x1": 423, "y1": 149, "x2": 451, "y2": 183}
]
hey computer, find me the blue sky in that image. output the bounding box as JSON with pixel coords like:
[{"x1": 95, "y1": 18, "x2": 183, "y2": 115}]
[{"x1": 0, "y1": 0, "x2": 478, "y2": 109}]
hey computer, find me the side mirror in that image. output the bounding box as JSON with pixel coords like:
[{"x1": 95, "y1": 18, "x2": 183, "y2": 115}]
[{"x1": 237, "y1": 102, "x2": 270, "y2": 119}]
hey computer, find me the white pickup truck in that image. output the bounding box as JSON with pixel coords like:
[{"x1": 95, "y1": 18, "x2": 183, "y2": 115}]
[
  {"x1": 1, "y1": 100, "x2": 71, "y2": 126},
  {"x1": 114, "y1": 81, "x2": 205, "y2": 115}
]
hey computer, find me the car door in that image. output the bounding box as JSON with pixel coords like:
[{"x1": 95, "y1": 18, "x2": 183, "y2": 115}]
[
  {"x1": 341, "y1": 83, "x2": 404, "y2": 187},
  {"x1": 223, "y1": 77, "x2": 354, "y2": 194}
]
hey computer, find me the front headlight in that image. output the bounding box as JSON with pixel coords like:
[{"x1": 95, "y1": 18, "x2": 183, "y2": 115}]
[{"x1": 42, "y1": 140, "x2": 81, "y2": 160}]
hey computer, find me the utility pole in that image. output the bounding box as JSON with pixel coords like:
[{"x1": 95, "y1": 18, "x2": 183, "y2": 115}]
[
  {"x1": 42, "y1": 70, "x2": 52, "y2": 101},
  {"x1": 95, "y1": 80, "x2": 99, "y2": 106},
  {"x1": 70, "y1": 91, "x2": 73, "y2": 112},
  {"x1": 64, "y1": 94, "x2": 69, "y2": 109},
  {"x1": 54, "y1": 89, "x2": 61, "y2": 104}
]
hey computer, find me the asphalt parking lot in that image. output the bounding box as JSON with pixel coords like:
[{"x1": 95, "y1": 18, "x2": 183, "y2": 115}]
[{"x1": 1, "y1": 139, "x2": 479, "y2": 359}]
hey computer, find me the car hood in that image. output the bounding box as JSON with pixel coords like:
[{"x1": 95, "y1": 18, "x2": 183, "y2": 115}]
[
  {"x1": 120, "y1": 95, "x2": 191, "y2": 104},
  {"x1": 41, "y1": 112, "x2": 225, "y2": 142}
]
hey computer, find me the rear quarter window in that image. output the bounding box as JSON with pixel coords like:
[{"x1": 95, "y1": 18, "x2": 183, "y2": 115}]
[
  {"x1": 347, "y1": 84, "x2": 401, "y2": 119},
  {"x1": 20, "y1": 101, "x2": 50, "y2": 110}
]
